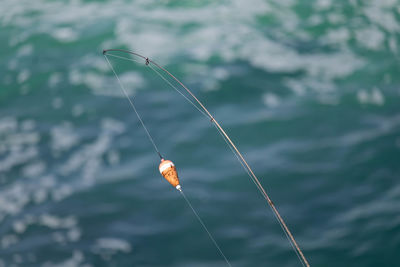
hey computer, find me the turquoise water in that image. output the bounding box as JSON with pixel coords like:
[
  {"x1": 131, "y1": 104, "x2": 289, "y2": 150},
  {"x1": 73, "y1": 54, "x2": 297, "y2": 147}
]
[{"x1": 1, "y1": 0, "x2": 400, "y2": 266}]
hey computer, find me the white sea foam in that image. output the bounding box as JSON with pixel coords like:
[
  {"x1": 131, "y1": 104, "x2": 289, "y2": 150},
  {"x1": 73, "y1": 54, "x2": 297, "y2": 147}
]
[
  {"x1": 1, "y1": 234, "x2": 19, "y2": 249},
  {"x1": 356, "y1": 26, "x2": 385, "y2": 51},
  {"x1": 0, "y1": 114, "x2": 128, "y2": 262},
  {"x1": 4, "y1": 0, "x2": 396, "y2": 101},
  {"x1": 364, "y1": 5, "x2": 400, "y2": 33},
  {"x1": 52, "y1": 97, "x2": 64, "y2": 109},
  {"x1": 22, "y1": 161, "x2": 46, "y2": 178},
  {"x1": 323, "y1": 27, "x2": 351, "y2": 44},
  {"x1": 42, "y1": 250, "x2": 84, "y2": 267},
  {"x1": 72, "y1": 104, "x2": 84, "y2": 117},
  {"x1": 262, "y1": 93, "x2": 280, "y2": 108},
  {"x1": 357, "y1": 88, "x2": 385, "y2": 106},
  {"x1": 106, "y1": 150, "x2": 120, "y2": 166},
  {"x1": 48, "y1": 73, "x2": 62, "y2": 88},
  {"x1": 93, "y1": 237, "x2": 132, "y2": 253},
  {"x1": 0, "y1": 117, "x2": 17, "y2": 133},
  {"x1": 51, "y1": 122, "x2": 79, "y2": 153},
  {"x1": 51, "y1": 27, "x2": 78, "y2": 42},
  {"x1": 21, "y1": 119, "x2": 36, "y2": 131},
  {"x1": 16, "y1": 44, "x2": 33, "y2": 57},
  {"x1": 17, "y1": 69, "x2": 30, "y2": 84},
  {"x1": 39, "y1": 214, "x2": 77, "y2": 229}
]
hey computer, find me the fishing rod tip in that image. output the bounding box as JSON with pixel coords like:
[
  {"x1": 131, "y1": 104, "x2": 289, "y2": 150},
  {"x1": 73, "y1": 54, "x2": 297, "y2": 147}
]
[
  {"x1": 176, "y1": 185, "x2": 182, "y2": 192},
  {"x1": 102, "y1": 49, "x2": 107, "y2": 55}
]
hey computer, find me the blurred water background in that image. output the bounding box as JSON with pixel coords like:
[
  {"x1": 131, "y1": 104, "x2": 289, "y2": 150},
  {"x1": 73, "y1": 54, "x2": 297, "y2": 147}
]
[{"x1": 1, "y1": 0, "x2": 400, "y2": 266}]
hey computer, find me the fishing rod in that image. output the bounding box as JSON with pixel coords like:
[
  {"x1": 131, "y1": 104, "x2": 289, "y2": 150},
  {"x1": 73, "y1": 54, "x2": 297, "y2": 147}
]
[{"x1": 103, "y1": 48, "x2": 310, "y2": 267}]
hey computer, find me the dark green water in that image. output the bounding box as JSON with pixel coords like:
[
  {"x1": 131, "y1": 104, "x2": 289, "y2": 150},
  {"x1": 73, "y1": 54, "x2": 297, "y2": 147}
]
[{"x1": 1, "y1": 0, "x2": 400, "y2": 266}]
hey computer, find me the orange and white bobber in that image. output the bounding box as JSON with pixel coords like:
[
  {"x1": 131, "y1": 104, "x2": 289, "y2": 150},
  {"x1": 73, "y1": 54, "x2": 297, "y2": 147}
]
[{"x1": 159, "y1": 159, "x2": 181, "y2": 191}]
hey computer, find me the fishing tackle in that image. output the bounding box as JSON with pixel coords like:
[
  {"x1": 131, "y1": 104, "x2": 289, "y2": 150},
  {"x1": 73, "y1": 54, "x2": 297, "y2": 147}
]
[
  {"x1": 159, "y1": 158, "x2": 181, "y2": 191},
  {"x1": 103, "y1": 49, "x2": 310, "y2": 267}
]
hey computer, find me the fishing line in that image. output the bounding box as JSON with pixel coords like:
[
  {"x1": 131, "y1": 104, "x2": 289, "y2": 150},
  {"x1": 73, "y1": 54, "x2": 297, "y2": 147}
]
[
  {"x1": 104, "y1": 55, "x2": 163, "y2": 159},
  {"x1": 106, "y1": 52, "x2": 209, "y2": 119},
  {"x1": 104, "y1": 53, "x2": 231, "y2": 266},
  {"x1": 103, "y1": 49, "x2": 310, "y2": 267},
  {"x1": 148, "y1": 57, "x2": 310, "y2": 267},
  {"x1": 180, "y1": 189, "x2": 232, "y2": 267},
  {"x1": 147, "y1": 63, "x2": 209, "y2": 119},
  {"x1": 106, "y1": 53, "x2": 143, "y2": 64},
  {"x1": 144, "y1": 59, "x2": 301, "y2": 262}
]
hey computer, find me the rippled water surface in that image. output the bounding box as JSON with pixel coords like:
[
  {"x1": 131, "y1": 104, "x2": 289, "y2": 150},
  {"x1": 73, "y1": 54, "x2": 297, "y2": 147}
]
[{"x1": 1, "y1": 0, "x2": 400, "y2": 266}]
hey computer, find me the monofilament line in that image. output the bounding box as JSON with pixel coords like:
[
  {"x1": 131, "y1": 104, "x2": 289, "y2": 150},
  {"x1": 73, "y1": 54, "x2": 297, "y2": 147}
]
[
  {"x1": 106, "y1": 53, "x2": 208, "y2": 119},
  {"x1": 148, "y1": 60, "x2": 311, "y2": 266},
  {"x1": 179, "y1": 190, "x2": 232, "y2": 267},
  {"x1": 104, "y1": 55, "x2": 163, "y2": 159},
  {"x1": 147, "y1": 63, "x2": 209, "y2": 119},
  {"x1": 102, "y1": 49, "x2": 310, "y2": 267}
]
